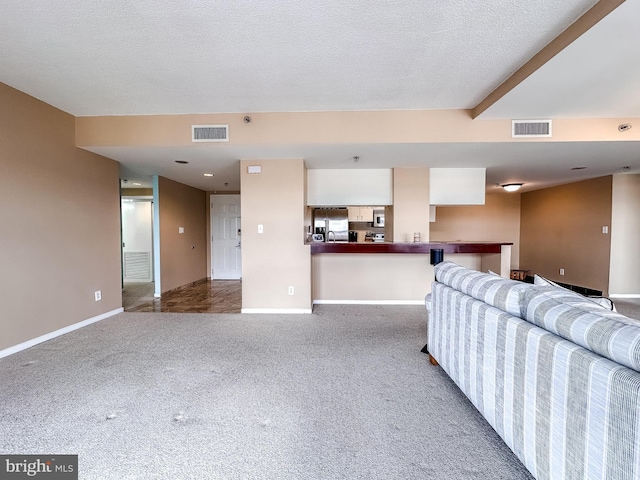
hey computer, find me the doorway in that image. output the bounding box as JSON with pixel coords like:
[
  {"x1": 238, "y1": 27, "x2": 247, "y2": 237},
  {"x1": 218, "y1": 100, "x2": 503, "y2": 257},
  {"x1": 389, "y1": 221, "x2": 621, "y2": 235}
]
[
  {"x1": 211, "y1": 194, "x2": 242, "y2": 279},
  {"x1": 121, "y1": 197, "x2": 155, "y2": 309}
]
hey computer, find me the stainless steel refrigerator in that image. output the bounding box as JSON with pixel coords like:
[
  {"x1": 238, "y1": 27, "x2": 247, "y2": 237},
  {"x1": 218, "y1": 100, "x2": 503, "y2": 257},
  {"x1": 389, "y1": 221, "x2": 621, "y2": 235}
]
[{"x1": 313, "y1": 208, "x2": 348, "y2": 242}]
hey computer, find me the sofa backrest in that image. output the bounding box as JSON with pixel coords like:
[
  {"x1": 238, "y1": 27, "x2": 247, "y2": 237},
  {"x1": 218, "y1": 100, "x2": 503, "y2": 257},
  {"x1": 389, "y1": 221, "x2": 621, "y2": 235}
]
[
  {"x1": 434, "y1": 261, "x2": 531, "y2": 317},
  {"x1": 522, "y1": 286, "x2": 640, "y2": 373},
  {"x1": 434, "y1": 261, "x2": 640, "y2": 373}
]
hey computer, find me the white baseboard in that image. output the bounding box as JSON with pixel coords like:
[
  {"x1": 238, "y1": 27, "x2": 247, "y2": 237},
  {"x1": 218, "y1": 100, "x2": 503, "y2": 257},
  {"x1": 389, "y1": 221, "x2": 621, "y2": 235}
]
[
  {"x1": 610, "y1": 294, "x2": 640, "y2": 299},
  {"x1": 241, "y1": 308, "x2": 313, "y2": 314},
  {"x1": 313, "y1": 300, "x2": 425, "y2": 305},
  {"x1": 0, "y1": 307, "x2": 124, "y2": 360}
]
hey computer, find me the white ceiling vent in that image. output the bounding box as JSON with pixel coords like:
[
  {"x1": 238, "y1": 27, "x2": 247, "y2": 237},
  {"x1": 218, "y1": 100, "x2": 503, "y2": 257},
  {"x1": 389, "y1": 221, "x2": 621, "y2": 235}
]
[
  {"x1": 192, "y1": 125, "x2": 229, "y2": 142},
  {"x1": 512, "y1": 120, "x2": 552, "y2": 138}
]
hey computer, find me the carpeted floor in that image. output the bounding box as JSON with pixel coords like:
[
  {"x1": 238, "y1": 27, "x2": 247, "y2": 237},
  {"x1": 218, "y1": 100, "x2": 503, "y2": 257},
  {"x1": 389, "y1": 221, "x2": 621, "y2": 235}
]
[
  {"x1": 0, "y1": 305, "x2": 534, "y2": 479},
  {"x1": 611, "y1": 297, "x2": 640, "y2": 320}
]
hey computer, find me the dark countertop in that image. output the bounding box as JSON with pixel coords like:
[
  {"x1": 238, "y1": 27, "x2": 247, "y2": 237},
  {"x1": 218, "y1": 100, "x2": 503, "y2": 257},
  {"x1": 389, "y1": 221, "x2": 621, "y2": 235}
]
[{"x1": 308, "y1": 241, "x2": 512, "y2": 254}]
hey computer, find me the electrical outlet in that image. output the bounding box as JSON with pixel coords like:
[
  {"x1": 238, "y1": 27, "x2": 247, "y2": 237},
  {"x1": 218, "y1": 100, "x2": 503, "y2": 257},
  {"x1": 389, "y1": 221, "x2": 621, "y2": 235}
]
[
  {"x1": 288, "y1": 286, "x2": 294, "y2": 295},
  {"x1": 602, "y1": 226, "x2": 609, "y2": 234},
  {"x1": 559, "y1": 269, "x2": 565, "y2": 276},
  {"x1": 258, "y1": 224, "x2": 264, "y2": 234},
  {"x1": 94, "y1": 290, "x2": 102, "y2": 301}
]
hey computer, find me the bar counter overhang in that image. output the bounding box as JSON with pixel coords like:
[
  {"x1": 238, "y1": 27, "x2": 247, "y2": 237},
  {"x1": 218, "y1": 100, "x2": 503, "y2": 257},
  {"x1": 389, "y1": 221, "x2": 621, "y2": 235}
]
[{"x1": 309, "y1": 241, "x2": 512, "y2": 255}]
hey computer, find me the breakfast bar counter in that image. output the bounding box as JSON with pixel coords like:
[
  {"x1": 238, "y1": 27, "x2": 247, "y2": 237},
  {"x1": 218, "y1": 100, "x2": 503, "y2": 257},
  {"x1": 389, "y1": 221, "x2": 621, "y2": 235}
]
[
  {"x1": 309, "y1": 241, "x2": 511, "y2": 255},
  {"x1": 310, "y1": 241, "x2": 514, "y2": 304}
]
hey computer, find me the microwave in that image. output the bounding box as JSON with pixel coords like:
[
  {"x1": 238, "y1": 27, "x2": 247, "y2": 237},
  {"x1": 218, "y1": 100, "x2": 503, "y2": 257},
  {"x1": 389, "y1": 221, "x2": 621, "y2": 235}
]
[{"x1": 373, "y1": 209, "x2": 385, "y2": 227}]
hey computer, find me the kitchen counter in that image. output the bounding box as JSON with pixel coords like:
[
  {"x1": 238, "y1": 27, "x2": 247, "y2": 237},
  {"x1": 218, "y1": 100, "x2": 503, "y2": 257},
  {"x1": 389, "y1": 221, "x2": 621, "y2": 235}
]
[
  {"x1": 310, "y1": 241, "x2": 514, "y2": 304},
  {"x1": 308, "y1": 241, "x2": 512, "y2": 254}
]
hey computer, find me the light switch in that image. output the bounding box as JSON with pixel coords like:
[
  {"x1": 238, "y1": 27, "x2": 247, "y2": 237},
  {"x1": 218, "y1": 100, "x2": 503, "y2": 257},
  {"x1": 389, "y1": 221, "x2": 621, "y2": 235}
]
[
  {"x1": 602, "y1": 226, "x2": 609, "y2": 234},
  {"x1": 258, "y1": 224, "x2": 264, "y2": 234},
  {"x1": 179, "y1": 227, "x2": 184, "y2": 234}
]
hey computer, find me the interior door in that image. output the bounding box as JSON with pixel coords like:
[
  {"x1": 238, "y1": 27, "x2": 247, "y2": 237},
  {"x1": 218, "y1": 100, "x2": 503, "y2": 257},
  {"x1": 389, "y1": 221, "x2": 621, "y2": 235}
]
[{"x1": 211, "y1": 194, "x2": 242, "y2": 279}]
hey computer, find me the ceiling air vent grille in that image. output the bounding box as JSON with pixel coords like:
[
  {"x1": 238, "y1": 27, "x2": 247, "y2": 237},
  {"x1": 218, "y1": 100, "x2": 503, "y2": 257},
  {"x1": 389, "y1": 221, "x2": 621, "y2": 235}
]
[
  {"x1": 192, "y1": 125, "x2": 229, "y2": 142},
  {"x1": 512, "y1": 120, "x2": 552, "y2": 138}
]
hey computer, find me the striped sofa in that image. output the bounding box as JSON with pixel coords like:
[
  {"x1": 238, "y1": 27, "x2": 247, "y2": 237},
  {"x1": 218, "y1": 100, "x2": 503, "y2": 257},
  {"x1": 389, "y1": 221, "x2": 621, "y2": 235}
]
[{"x1": 427, "y1": 261, "x2": 640, "y2": 480}]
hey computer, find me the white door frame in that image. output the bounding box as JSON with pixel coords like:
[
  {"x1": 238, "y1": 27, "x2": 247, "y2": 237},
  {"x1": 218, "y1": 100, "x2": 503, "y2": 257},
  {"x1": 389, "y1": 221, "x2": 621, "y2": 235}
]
[{"x1": 121, "y1": 198, "x2": 154, "y2": 283}]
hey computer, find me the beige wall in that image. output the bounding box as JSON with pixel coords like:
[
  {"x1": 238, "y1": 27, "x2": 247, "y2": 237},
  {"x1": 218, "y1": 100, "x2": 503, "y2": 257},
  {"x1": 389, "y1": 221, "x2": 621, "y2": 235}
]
[
  {"x1": 158, "y1": 177, "x2": 207, "y2": 292},
  {"x1": 77, "y1": 111, "x2": 640, "y2": 148},
  {"x1": 430, "y1": 192, "x2": 521, "y2": 269},
  {"x1": 520, "y1": 176, "x2": 612, "y2": 294},
  {"x1": 393, "y1": 168, "x2": 430, "y2": 243},
  {"x1": 240, "y1": 159, "x2": 311, "y2": 312},
  {"x1": 610, "y1": 173, "x2": 640, "y2": 295},
  {"x1": 0, "y1": 82, "x2": 121, "y2": 351},
  {"x1": 122, "y1": 187, "x2": 153, "y2": 196}
]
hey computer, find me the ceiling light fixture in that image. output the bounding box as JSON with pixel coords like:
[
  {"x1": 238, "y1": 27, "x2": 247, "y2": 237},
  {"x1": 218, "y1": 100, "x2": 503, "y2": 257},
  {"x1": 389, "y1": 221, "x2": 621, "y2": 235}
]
[
  {"x1": 132, "y1": 182, "x2": 142, "y2": 186},
  {"x1": 571, "y1": 166, "x2": 587, "y2": 170},
  {"x1": 618, "y1": 123, "x2": 632, "y2": 132},
  {"x1": 502, "y1": 183, "x2": 523, "y2": 192},
  {"x1": 203, "y1": 173, "x2": 214, "y2": 177},
  {"x1": 353, "y1": 156, "x2": 360, "y2": 162}
]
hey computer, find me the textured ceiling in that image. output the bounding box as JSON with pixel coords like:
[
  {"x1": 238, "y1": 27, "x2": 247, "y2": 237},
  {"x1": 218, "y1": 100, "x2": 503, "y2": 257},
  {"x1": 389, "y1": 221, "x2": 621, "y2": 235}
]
[
  {"x1": 0, "y1": 0, "x2": 598, "y2": 115},
  {"x1": 1, "y1": 0, "x2": 639, "y2": 193}
]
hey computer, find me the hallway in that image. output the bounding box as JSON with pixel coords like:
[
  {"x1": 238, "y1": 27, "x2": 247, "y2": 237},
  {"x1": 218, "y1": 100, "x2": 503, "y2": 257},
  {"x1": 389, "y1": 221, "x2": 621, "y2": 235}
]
[{"x1": 123, "y1": 280, "x2": 242, "y2": 314}]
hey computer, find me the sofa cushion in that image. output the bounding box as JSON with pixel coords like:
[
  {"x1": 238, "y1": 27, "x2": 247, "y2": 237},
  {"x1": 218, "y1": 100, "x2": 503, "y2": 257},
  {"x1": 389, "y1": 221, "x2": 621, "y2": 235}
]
[
  {"x1": 533, "y1": 274, "x2": 616, "y2": 311},
  {"x1": 522, "y1": 286, "x2": 640, "y2": 372},
  {"x1": 434, "y1": 261, "x2": 532, "y2": 317}
]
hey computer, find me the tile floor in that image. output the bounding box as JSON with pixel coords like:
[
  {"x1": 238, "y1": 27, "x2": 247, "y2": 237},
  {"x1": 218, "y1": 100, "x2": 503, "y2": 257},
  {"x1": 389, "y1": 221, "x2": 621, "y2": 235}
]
[{"x1": 125, "y1": 279, "x2": 242, "y2": 314}]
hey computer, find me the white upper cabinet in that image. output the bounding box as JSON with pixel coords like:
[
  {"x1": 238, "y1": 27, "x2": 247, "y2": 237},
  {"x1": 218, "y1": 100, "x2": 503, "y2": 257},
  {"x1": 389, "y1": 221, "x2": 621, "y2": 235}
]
[
  {"x1": 307, "y1": 169, "x2": 393, "y2": 206},
  {"x1": 429, "y1": 168, "x2": 486, "y2": 205}
]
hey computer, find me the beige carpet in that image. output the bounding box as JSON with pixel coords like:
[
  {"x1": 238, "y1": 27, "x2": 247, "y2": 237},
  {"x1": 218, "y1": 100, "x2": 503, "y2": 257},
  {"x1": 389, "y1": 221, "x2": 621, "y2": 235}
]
[{"x1": 0, "y1": 305, "x2": 532, "y2": 480}]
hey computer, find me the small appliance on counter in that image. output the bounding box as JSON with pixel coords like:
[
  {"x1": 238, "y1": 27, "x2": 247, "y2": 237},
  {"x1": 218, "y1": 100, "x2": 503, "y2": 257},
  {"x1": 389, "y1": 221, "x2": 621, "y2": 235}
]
[
  {"x1": 372, "y1": 233, "x2": 385, "y2": 243},
  {"x1": 348, "y1": 231, "x2": 358, "y2": 242},
  {"x1": 373, "y1": 209, "x2": 385, "y2": 227}
]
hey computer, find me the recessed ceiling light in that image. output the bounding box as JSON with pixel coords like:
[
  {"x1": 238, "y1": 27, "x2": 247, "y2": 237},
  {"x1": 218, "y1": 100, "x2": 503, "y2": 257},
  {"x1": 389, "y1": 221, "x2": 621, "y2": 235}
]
[
  {"x1": 571, "y1": 166, "x2": 587, "y2": 170},
  {"x1": 175, "y1": 160, "x2": 189, "y2": 164},
  {"x1": 203, "y1": 173, "x2": 214, "y2": 177}
]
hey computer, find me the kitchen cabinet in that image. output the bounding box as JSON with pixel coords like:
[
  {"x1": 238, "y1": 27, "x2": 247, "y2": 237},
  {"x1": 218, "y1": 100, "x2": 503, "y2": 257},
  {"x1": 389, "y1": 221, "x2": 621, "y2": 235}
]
[
  {"x1": 429, "y1": 168, "x2": 486, "y2": 205},
  {"x1": 307, "y1": 169, "x2": 393, "y2": 206},
  {"x1": 348, "y1": 207, "x2": 374, "y2": 222}
]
